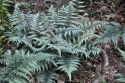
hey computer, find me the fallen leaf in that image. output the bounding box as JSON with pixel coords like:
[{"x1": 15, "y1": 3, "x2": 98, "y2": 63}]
[
  {"x1": 74, "y1": 76, "x2": 80, "y2": 83},
  {"x1": 96, "y1": 9, "x2": 100, "y2": 13},
  {"x1": 104, "y1": 44, "x2": 110, "y2": 49},
  {"x1": 101, "y1": 6, "x2": 110, "y2": 11},
  {"x1": 105, "y1": 13, "x2": 116, "y2": 20},
  {"x1": 57, "y1": 79, "x2": 65, "y2": 83},
  {"x1": 57, "y1": 75, "x2": 66, "y2": 83},
  {"x1": 88, "y1": 72, "x2": 95, "y2": 78},
  {"x1": 0, "y1": 36, "x2": 5, "y2": 41},
  {"x1": 7, "y1": 40, "x2": 11, "y2": 46},
  {"x1": 90, "y1": 1, "x2": 93, "y2": 6},
  {"x1": 116, "y1": 15, "x2": 125, "y2": 22},
  {"x1": 74, "y1": 78, "x2": 80, "y2": 83}
]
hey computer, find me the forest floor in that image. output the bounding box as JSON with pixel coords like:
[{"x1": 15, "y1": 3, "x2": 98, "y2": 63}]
[
  {"x1": 70, "y1": 0, "x2": 125, "y2": 83},
  {"x1": 3, "y1": 0, "x2": 125, "y2": 83}
]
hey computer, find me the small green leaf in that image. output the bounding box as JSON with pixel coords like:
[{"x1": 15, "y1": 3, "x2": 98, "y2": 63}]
[
  {"x1": 116, "y1": 78, "x2": 125, "y2": 82},
  {"x1": 0, "y1": 26, "x2": 5, "y2": 31},
  {"x1": 118, "y1": 48, "x2": 125, "y2": 59},
  {"x1": 114, "y1": 73, "x2": 124, "y2": 77},
  {"x1": 0, "y1": 36, "x2": 5, "y2": 41},
  {"x1": 0, "y1": 48, "x2": 3, "y2": 55},
  {"x1": 104, "y1": 80, "x2": 107, "y2": 83}
]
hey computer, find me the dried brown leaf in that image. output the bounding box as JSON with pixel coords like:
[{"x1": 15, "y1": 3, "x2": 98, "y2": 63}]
[
  {"x1": 105, "y1": 13, "x2": 116, "y2": 20},
  {"x1": 101, "y1": 6, "x2": 110, "y2": 11}
]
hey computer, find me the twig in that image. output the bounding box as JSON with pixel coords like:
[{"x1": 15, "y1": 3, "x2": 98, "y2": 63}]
[
  {"x1": 98, "y1": 45, "x2": 109, "y2": 70},
  {"x1": 92, "y1": 45, "x2": 109, "y2": 83}
]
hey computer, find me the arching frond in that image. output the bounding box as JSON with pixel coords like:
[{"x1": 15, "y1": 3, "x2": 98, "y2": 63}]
[{"x1": 94, "y1": 22, "x2": 125, "y2": 46}]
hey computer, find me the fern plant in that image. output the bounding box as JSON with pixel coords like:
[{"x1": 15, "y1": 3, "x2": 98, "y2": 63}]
[
  {"x1": 0, "y1": 50, "x2": 58, "y2": 83},
  {"x1": 2, "y1": 0, "x2": 125, "y2": 82},
  {"x1": 0, "y1": 0, "x2": 12, "y2": 25},
  {"x1": 5, "y1": 1, "x2": 106, "y2": 81},
  {"x1": 0, "y1": 50, "x2": 39, "y2": 83},
  {"x1": 0, "y1": 0, "x2": 12, "y2": 48}
]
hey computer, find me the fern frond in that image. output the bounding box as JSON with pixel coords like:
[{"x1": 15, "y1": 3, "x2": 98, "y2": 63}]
[
  {"x1": 37, "y1": 52, "x2": 57, "y2": 70},
  {"x1": 114, "y1": 73, "x2": 125, "y2": 82},
  {"x1": 118, "y1": 48, "x2": 125, "y2": 59},
  {"x1": 79, "y1": 43, "x2": 101, "y2": 58},
  {"x1": 78, "y1": 32, "x2": 98, "y2": 46},
  {"x1": 80, "y1": 20, "x2": 109, "y2": 32},
  {"x1": 9, "y1": 36, "x2": 37, "y2": 51},
  {"x1": 57, "y1": 56, "x2": 80, "y2": 81},
  {"x1": 72, "y1": 0, "x2": 85, "y2": 13},
  {"x1": 88, "y1": 45, "x2": 101, "y2": 56},
  {"x1": 0, "y1": 50, "x2": 40, "y2": 83},
  {"x1": 94, "y1": 22, "x2": 125, "y2": 46},
  {"x1": 0, "y1": 50, "x2": 59, "y2": 83},
  {"x1": 57, "y1": 1, "x2": 80, "y2": 28},
  {"x1": 47, "y1": 41, "x2": 75, "y2": 57},
  {"x1": 55, "y1": 27, "x2": 84, "y2": 38},
  {"x1": 37, "y1": 68, "x2": 58, "y2": 83},
  {"x1": 73, "y1": 45, "x2": 87, "y2": 56},
  {"x1": 0, "y1": 0, "x2": 12, "y2": 18},
  {"x1": 47, "y1": 5, "x2": 58, "y2": 25},
  {"x1": 114, "y1": 49, "x2": 125, "y2": 82}
]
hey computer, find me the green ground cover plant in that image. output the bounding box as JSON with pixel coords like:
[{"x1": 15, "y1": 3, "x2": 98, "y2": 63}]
[
  {"x1": 0, "y1": 0, "x2": 12, "y2": 48},
  {"x1": 0, "y1": 0, "x2": 125, "y2": 83}
]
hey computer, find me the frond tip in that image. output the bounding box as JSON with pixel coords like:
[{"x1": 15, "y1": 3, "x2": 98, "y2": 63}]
[{"x1": 57, "y1": 56, "x2": 80, "y2": 81}]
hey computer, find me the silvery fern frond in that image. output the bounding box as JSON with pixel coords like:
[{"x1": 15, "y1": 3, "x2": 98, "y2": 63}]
[
  {"x1": 94, "y1": 22, "x2": 125, "y2": 46},
  {"x1": 57, "y1": 56, "x2": 80, "y2": 81},
  {"x1": 37, "y1": 69, "x2": 58, "y2": 83}
]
